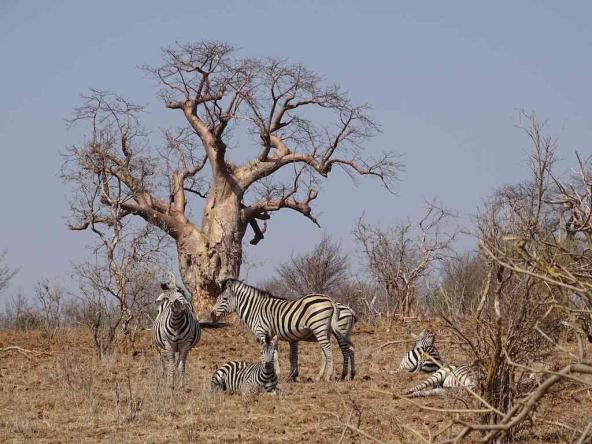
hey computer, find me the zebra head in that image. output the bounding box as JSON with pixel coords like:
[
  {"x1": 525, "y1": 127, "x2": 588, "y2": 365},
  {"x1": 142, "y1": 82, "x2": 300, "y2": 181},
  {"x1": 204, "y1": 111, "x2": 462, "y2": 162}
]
[
  {"x1": 261, "y1": 334, "x2": 278, "y2": 366},
  {"x1": 211, "y1": 279, "x2": 239, "y2": 322},
  {"x1": 170, "y1": 291, "x2": 192, "y2": 315},
  {"x1": 156, "y1": 288, "x2": 192, "y2": 316},
  {"x1": 414, "y1": 329, "x2": 435, "y2": 349}
]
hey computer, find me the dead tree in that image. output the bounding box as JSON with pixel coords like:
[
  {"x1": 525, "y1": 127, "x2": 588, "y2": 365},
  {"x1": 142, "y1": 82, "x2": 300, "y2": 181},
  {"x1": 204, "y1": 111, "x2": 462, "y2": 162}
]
[
  {"x1": 63, "y1": 41, "x2": 400, "y2": 312},
  {"x1": 354, "y1": 204, "x2": 455, "y2": 320},
  {"x1": 0, "y1": 250, "x2": 17, "y2": 294}
]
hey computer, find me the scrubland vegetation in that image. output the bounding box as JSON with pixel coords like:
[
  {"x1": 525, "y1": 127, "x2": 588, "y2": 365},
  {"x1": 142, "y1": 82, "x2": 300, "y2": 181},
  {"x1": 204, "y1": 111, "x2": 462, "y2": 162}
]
[{"x1": 1, "y1": 40, "x2": 591, "y2": 442}]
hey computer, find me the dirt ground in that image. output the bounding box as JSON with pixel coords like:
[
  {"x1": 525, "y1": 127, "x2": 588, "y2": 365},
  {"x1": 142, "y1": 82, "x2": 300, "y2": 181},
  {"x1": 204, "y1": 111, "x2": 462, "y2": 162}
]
[{"x1": 0, "y1": 319, "x2": 590, "y2": 443}]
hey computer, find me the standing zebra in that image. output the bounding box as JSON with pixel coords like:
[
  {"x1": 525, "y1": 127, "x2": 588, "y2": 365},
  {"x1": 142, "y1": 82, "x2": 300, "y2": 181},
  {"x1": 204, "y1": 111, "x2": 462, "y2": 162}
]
[
  {"x1": 211, "y1": 279, "x2": 340, "y2": 382},
  {"x1": 395, "y1": 330, "x2": 442, "y2": 374},
  {"x1": 153, "y1": 280, "x2": 201, "y2": 389},
  {"x1": 211, "y1": 335, "x2": 279, "y2": 395},
  {"x1": 403, "y1": 364, "x2": 476, "y2": 398}
]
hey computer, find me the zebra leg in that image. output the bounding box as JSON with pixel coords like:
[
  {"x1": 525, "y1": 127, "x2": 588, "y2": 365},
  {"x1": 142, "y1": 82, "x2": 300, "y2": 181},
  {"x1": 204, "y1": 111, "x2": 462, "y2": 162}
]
[
  {"x1": 316, "y1": 337, "x2": 334, "y2": 382},
  {"x1": 158, "y1": 350, "x2": 166, "y2": 374},
  {"x1": 335, "y1": 335, "x2": 350, "y2": 380},
  {"x1": 408, "y1": 388, "x2": 447, "y2": 398},
  {"x1": 287, "y1": 342, "x2": 299, "y2": 382},
  {"x1": 404, "y1": 380, "x2": 433, "y2": 396},
  {"x1": 349, "y1": 344, "x2": 356, "y2": 380},
  {"x1": 162, "y1": 348, "x2": 176, "y2": 389},
  {"x1": 177, "y1": 349, "x2": 189, "y2": 389}
]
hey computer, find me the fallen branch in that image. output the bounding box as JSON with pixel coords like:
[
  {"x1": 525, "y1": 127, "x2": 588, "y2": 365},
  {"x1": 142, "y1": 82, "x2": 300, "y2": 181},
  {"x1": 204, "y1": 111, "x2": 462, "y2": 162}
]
[{"x1": 0, "y1": 346, "x2": 52, "y2": 359}]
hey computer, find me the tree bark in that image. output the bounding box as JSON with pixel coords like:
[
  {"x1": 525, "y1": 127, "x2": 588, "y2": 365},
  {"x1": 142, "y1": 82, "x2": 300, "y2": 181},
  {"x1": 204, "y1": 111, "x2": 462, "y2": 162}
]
[{"x1": 176, "y1": 179, "x2": 246, "y2": 315}]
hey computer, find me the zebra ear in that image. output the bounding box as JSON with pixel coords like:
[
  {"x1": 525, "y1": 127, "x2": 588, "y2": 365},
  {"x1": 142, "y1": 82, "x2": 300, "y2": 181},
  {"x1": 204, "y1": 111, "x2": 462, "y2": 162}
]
[
  {"x1": 219, "y1": 279, "x2": 230, "y2": 292},
  {"x1": 155, "y1": 293, "x2": 167, "y2": 304}
]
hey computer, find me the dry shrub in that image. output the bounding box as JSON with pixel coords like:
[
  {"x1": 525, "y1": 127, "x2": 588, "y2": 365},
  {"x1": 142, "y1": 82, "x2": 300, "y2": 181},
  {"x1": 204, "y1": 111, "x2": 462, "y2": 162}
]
[{"x1": 440, "y1": 114, "x2": 592, "y2": 443}]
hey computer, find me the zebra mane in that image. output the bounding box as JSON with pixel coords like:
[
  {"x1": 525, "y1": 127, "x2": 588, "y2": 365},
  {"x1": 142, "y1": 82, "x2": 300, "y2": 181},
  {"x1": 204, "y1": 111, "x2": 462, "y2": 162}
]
[{"x1": 224, "y1": 278, "x2": 287, "y2": 300}]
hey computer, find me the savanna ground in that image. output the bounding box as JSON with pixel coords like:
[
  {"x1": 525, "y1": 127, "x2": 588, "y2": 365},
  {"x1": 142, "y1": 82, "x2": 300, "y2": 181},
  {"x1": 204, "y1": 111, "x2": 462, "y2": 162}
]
[{"x1": 1, "y1": 320, "x2": 590, "y2": 443}]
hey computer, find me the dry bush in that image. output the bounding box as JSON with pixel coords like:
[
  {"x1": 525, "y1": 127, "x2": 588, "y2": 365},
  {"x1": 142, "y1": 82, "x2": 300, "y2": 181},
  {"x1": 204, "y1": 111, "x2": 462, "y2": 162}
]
[
  {"x1": 263, "y1": 236, "x2": 383, "y2": 320},
  {"x1": 354, "y1": 204, "x2": 456, "y2": 320},
  {"x1": 268, "y1": 235, "x2": 349, "y2": 298},
  {"x1": 35, "y1": 278, "x2": 65, "y2": 342},
  {"x1": 336, "y1": 279, "x2": 384, "y2": 321},
  {"x1": 1, "y1": 291, "x2": 43, "y2": 331},
  {"x1": 72, "y1": 222, "x2": 169, "y2": 358},
  {"x1": 424, "y1": 252, "x2": 488, "y2": 321},
  {"x1": 440, "y1": 114, "x2": 592, "y2": 443}
]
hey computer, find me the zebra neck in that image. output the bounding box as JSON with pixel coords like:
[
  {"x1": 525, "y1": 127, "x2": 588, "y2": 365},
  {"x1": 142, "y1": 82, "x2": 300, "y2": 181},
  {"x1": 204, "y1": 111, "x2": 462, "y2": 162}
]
[
  {"x1": 236, "y1": 292, "x2": 277, "y2": 330},
  {"x1": 260, "y1": 362, "x2": 276, "y2": 379},
  {"x1": 167, "y1": 308, "x2": 190, "y2": 327}
]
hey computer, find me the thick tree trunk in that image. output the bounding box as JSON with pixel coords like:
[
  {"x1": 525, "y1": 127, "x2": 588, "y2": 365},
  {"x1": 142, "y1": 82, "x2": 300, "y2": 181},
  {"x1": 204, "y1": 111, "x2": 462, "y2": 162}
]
[{"x1": 176, "y1": 181, "x2": 246, "y2": 316}]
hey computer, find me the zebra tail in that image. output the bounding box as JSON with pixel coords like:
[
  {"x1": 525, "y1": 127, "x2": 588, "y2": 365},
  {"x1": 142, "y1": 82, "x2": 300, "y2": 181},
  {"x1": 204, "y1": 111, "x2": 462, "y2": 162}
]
[{"x1": 330, "y1": 301, "x2": 344, "y2": 340}]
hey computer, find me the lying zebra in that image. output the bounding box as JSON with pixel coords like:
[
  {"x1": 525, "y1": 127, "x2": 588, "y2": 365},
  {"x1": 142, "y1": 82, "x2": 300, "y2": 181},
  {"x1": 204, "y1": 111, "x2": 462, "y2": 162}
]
[
  {"x1": 211, "y1": 279, "x2": 345, "y2": 382},
  {"x1": 211, "y1": 335, "x2": 279, "y2": 396},
  {"x1": 397, "y1": 330, "x2": 476, "y2": 397},
  {"x1": 404, "y1": 365, "x2": 476, "y2": 398}
]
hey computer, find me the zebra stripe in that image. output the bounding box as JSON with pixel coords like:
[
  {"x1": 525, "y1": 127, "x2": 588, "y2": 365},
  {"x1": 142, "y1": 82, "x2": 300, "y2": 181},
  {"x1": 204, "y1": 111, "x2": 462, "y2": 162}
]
[
  {"x1": 404, "y1": 364, "x2": 476, "y2": 398},
  {"x1": 211, "y1": 336, "x2": 279, "y2": 395},
  {"x1": 153, "y1": 287, "x2": 201, "y2": 389},
  {"x1": 397, "y1": 330, "x2": 442, "y2": 373},
  {"x1": 211, "y1": 279, "x2": 339, "y2": 382}
]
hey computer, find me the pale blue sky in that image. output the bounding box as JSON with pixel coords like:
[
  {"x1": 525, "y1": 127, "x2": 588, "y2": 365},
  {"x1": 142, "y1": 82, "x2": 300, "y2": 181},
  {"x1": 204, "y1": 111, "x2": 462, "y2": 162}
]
[{"x1": 1, "y1": 1, "x2": 591, "y2": 299}]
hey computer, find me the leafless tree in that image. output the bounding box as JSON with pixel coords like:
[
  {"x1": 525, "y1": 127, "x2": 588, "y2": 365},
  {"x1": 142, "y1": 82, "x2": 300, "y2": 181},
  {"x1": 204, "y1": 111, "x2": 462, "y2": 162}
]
[
  {"x1": 441, "y1": 113, "x2": 592, "y2": 443},
  {"x1": 63, "y1": 41, "x2": 401, "y2": 311},
  {"x1": 0, "y1": 250, "x2": 17, "y2": 294},
  {"x1": 2, "y1": 290, "x2": 40, "y2": 331},
  {"x1": 72, "y1": 220, "x2": 169, "y2": 356},
  {"x1": 424, "y1": 252, "x2": 488, "y2": 321},
  {"x1": 266, "y1": 235, "x2": 349, "y2": 298},
  {"x1": 354, "y1": 204, "x2": 456, "y2": 321},
  {"x1": 35, "y1": 278, "x2": 64, "y2": 341}
]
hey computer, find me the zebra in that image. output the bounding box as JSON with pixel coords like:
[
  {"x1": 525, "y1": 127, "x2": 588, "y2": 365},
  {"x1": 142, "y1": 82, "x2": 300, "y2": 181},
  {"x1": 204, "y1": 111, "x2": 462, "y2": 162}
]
[
  {"x1": 153, "y1": 279, "x2": 201, "y2": 389},
  {"x1": 211, "y1": 335, "x2": 279, "y2": 396},
  {"x1": 394, "y1": 329, "x2": 442, "y2": 374},
  {"x1": 403, "y1": 364, "x2": 476, "y2": 398},
  {"x1": 211, "y1": 279, "x2": 341, "y2": 382}
]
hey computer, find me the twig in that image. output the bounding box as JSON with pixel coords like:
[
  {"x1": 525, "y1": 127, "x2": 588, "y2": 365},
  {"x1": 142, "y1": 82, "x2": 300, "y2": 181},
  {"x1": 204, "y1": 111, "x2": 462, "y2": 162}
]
[
  {"x1": 577, "y1": 419, "x2": 592, "y2": 444},
  {"x1": 371, "y1": 339, "x2": 416, "y2": 354},
  {"x1": 336, "y1": 408, "x2": 355, "y2": 444},
  {"x1": 400, "y1": 424, "x2": 431, "y2": 444},
  {"x1": 328, "y1": 412, "x2": 390, "y2": 444},
  {"x1": 369, "y1": 389, "x2": 491, "y2": 414}
]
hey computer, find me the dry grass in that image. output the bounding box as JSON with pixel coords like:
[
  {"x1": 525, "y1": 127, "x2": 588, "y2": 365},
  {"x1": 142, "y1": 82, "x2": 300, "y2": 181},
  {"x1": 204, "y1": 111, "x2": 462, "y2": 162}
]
[{"x1": 0, "y1": 319, "x2": 589, "y2": 443}]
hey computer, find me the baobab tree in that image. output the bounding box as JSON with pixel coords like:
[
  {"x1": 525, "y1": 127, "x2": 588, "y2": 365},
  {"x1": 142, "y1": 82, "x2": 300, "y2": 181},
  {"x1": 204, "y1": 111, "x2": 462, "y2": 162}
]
[{"x1": 63, "y1": 41, "x2": 399, "y2": 311}]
